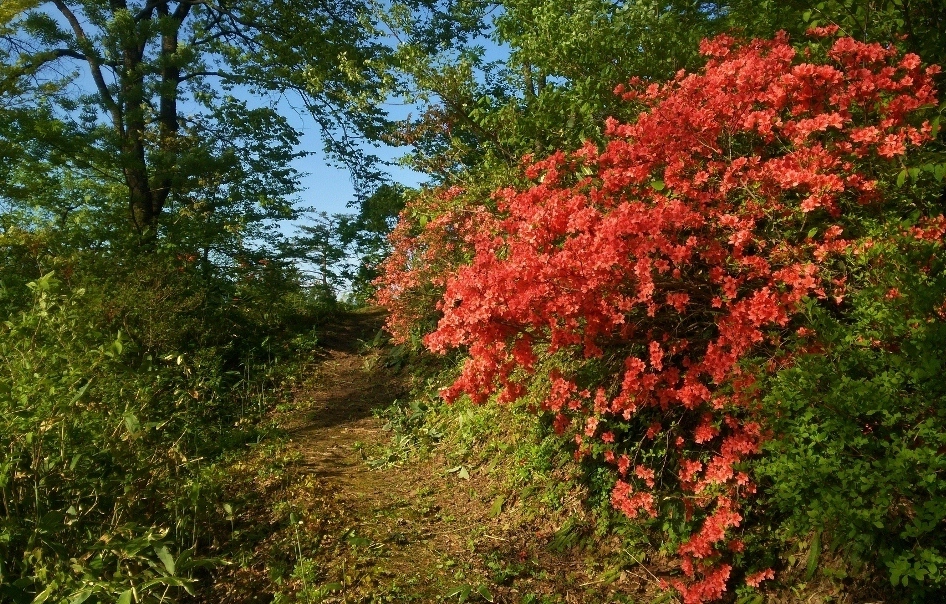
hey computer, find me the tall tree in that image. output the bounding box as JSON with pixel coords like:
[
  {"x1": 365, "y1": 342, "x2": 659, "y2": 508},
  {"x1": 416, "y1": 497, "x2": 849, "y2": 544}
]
[
  {"x1": 283, "y1": 211, "x2": 352, "y2": 296},
  {"x1": 380, "y1": 0, "x2": 730, "y2": 183},
  {"x1": 382, "y1": 0, "x2": 946, "y2": 187},
  {"x1": 0, "y1": 0, "x2": 390, "y2": 243}
]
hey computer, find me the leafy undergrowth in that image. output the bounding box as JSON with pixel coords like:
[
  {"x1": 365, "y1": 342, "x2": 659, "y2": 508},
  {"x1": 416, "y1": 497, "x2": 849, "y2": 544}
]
[
  {"x1": 0, "y1": 267, "x2": 339, "y2": 603},
  {"x1": 369, "y1": 390, "x2": 675, "y2": 604}
]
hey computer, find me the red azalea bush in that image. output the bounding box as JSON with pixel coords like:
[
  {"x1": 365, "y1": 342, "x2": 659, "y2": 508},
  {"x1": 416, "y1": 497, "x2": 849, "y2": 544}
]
[
  {"x1": 374, "y1": 184, "x2": 489, "y2": 346},
  {"x1": 378, "y1": 31, "x2": 943, "y2": 601}
]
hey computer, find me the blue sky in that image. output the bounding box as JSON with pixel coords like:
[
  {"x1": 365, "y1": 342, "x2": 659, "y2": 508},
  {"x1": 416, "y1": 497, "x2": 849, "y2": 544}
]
[
  {"x1": 286, "y1": 12, "x2": 511, "y2": 218},
  {"x1": 288, "y1": 109, "x2": 426, "y2": 217}
]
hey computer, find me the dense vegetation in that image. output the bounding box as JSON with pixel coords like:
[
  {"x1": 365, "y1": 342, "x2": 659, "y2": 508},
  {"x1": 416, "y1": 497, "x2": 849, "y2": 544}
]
[
  {"x1": 0, "y1": 1, "x2": 377, "y2": 600},
  {"x1": 1, "y1": 0, "x2": 945, "y2": 603}
]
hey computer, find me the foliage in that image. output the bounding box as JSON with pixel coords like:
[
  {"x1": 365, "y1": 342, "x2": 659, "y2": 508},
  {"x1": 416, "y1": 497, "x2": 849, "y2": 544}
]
[
  {"x1": 0, "y1": 0, "x2": 389, "y2": 242},
  {"x1": 755, "y1": 230, "x2": 946, "y2": 597},
  {"x1": 377, "y1": 30, "x2": 945, "y2": 602},
  {"x1": 281, "y1": 184, "x2": 410, "y2": 303},
  {"x1": 285, "y1": 211, "x2": 356, "y2": 298},
  {"x1": 0, "y1": 4, "x2": 373, "y2": 596},
  {"x1": 4, "y1": 0, "x2": 946, "y2": 602},
  {"x1": 377, "y1": 0, "x2": 946, "y2": 203},
  {"x1": 728, "y1": 0, "x2": 946, "y2": 75},
  {"x1": 0, "y1": 233, "x2": 336, "y2": 600},
  {"x1": 381, "y1": 0, "x2": 732, "y2": 185},
  {"x1": 374, "y1": 184, "x2": 482, "y2": 346},
  {"x1": 343, "y1": 183, "x2": 409, "y2": 304},
  {"x1": 0, "y1": 272, "x2": 199, "y2": 600}
]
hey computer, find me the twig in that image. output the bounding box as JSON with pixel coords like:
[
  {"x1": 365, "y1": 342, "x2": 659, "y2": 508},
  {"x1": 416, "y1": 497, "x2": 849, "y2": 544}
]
[{"x1": 623, "y1": 548, "x2": 662, "y2": 584}]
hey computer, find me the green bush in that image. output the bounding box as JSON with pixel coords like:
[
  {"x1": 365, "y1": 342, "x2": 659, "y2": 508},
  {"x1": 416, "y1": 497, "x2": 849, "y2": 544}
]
[
  {"x1": 0, "y1": 273, "x2": 202, "y2": 600},
  {"x1": 0, "y1": 254, "x2": 332, "y2": 602},
  {"x1": 756, "y1": 233, "x2": 946, "y2": 599}
]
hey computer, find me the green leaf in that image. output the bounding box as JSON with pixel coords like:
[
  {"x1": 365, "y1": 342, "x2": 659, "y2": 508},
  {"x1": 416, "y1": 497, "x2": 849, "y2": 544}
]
[
  {"x1": 111, "y1": 335, "x2": 123, "y2": 356},
  {"x1": 490, "y1": 495, "x2": 505, "y2": 518},
  {"x1": 896, "y1": 169, "x2": 907, "y2": 187},
  {"x1": 650, "y1": 180, "x2": 665, "y2": 191},
  {"x1": 806, "y1": 531, "x2": 822, "y2": 581},
  {"x1": 476, "y1": 584, "x2": 494, "y2": 602},
  {"x1": 446, "y1": 585, "x2": 471, "y2": 600},
  {"x1": 457, "y1": 466, "x2": 470, "y2": 480},
  {"x1": 30, "y1": 585, "x2": 54, "y2": 604},
  {"x1": 124, "y1": 412, "x2": 140, "y2": 435},
  {"x1": 38, "y1": 511, "x2": 65, "y2": 532},
  {"x1": 116, "y1": 591, "x2": 132, "y2": 604},
  {"x1": 70, "y1": 379, "x2": 91, "y2": 404},
  {"x1": 155, "y1": 545, "x2": 175, "y2": 575},
  {"x1": 69, "y1": 591, "x2": 92, "y2": 604},
  {"x1": 891, "y1": 568, "x2": 902, "y2": 586},
  {"x1": 345, "y1": 532, "x2": 371, "y2": 548},
  {"x1": 807, "y1": 227, "x2": 818, "y2": 239}
]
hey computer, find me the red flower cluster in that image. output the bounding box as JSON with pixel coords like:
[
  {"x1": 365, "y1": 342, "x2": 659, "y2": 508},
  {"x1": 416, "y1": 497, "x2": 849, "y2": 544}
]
[
  {"x1": 374, "y1": 185, "x2": 491, "y2": 344},
  {"x1": 378, "y1": 32, "x2": 940, "y2": 601}
]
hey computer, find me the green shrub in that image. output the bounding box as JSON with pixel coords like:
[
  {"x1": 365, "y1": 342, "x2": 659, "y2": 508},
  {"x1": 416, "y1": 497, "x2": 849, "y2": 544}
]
[
  {"x1": 0, "y1": 257, "x2": 331, "y2": 601},
  {"x1": 0, "y1": 273, "x2": 203, "y2": 600},
  {"x1": 756, "y1": 233, "x2": 946, "y2": 600}
]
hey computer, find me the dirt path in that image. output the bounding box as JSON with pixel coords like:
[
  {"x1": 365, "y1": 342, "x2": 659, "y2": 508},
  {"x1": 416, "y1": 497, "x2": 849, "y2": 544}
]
[
  {"x1": 278, "y1": 309, "x2": 490, "y2": 602},
  {"x1": 206, "y1": 309, "x2": 887, "y2": 604},
  {"x1": 287, "y1": 310, "x2": 402, "y2": 492},
  {"x1": 210, "y1": 309, "x2": 663, "y2": 603},
  {"x1": 284, "y1": 310, "x2": 668, "y2": 603}
]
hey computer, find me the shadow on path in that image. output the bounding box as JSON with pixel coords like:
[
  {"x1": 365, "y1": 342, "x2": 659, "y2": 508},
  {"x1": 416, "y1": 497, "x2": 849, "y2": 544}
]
[
  {"x1": 314, "y1": 307, "x2": 387, "y2": 354},
  {"x1": 287, "y1": 307, "x2": 406, "y2": 471}
]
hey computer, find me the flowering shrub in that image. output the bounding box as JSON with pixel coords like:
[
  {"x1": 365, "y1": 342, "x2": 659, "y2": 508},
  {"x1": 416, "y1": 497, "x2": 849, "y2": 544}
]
[
  {"x1": 375, "y1": 184, "x2": 493, "y2": 346},
  {"x1": 378, "y1": 30, "x2": 943, "y2": 601}
]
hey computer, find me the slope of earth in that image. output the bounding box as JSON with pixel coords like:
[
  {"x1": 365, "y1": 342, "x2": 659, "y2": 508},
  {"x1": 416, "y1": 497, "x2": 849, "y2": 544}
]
[{"x1": 199, "y1": 308, "x2": 670, "y2": 603}]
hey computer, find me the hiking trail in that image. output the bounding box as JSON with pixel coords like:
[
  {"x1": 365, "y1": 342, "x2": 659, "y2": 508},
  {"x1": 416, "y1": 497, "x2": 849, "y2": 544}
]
[{"x1": 211, "y1": 309, "x2": 664, "y2": 603}]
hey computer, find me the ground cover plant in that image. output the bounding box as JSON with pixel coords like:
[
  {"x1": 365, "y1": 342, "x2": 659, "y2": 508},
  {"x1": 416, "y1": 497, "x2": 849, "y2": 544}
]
[{"x1": 377, "y1": 29, "x2": 946, "y2": 602}]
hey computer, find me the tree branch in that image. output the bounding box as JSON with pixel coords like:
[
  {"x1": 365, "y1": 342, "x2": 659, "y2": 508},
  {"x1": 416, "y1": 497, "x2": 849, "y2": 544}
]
[
  {"x1": 174, "y1": 0, "x2": 199, "y2": 21},
  {"x1": 50, "y1": 0, "x2": 122, "y2": 132},
  {"x1": 135, "y1": 0, "x2": 162, "y2": 21},
  {"x1": 177, "y1": 69, "x2": 237, "y2": 82}
]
